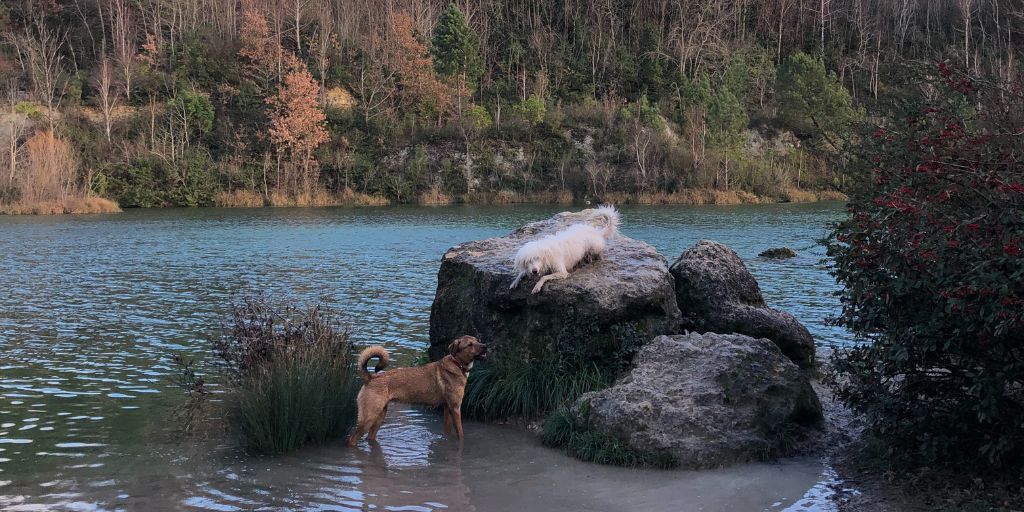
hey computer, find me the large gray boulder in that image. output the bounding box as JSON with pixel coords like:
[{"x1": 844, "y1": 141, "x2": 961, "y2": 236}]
[
  {"x1": 570, "y1": 333, "x2": 823, "y2": 469},
  {"x1": 670, "y1": 240, "x2": 816, "y2": 368},
  {"x1": 428, "y1": 208, "x2": 682, "y2": 362}
]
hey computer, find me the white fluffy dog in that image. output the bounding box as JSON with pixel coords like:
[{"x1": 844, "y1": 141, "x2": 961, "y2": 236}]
[{"x1": 510, "y1": 205, "x2": 620, "y2": 294}]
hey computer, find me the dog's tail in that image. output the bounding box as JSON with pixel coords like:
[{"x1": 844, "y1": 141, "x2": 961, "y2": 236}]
[
  {"x1": 592, "y1": 204, "x2": 620, "y2": 237},
  {"x1": 357, "y1": 346, "x2": 389, "y2": 384}
]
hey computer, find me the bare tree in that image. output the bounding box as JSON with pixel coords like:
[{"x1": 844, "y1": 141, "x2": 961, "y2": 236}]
[
  {"x1": 13, "y1": 20, "x2": 69, "y2": 131},
  {"x1": 2, "y1": 84, "x2": 31, "y2": 187},
  {"x1": 94, "y1": 55, "x2": 120, "y2": 143},
  {"x1": 956, "y1": 0, "x2": 977, "y2": 68},
  {"x1": 632, "y1": 122, "x2": 653, "y2": 193},
  {"x1": 817, "y1": 0, "x2": 836, "y2": 53},
  {"x1": 354, "y1": 45, "x2": 395, "y2": 126},
  {"x1": 584, "y1": 161, "x2": 612, "y2": 198},
  {"x1": 894, "y1": 0, "x2": 917, "y2": 53},
  {"x1": 290, "y1": 0, "x2": 310, "y2": 53},
  {"x1": 776, "y1": 0, "x2": 798, "y2": 63},
  {"x1": 311, "y1": 7, "x2": 336, "y2": 103},
  {"x1": 110, "y1": 0, "x2": 137, "y2": 99}
]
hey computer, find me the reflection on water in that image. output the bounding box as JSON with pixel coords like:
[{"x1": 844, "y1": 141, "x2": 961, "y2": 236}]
[{"x1": 0, "y1": 204, "x2": 848, "y2": 510}]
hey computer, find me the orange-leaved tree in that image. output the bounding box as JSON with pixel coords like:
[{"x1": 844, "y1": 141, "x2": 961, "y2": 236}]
[
  {"x1": 266, "y1": 54, "x2": 329, "y2": 197},
  {"x1": 238, "y1": 7, "x2": 280, "y2": 91},
  {"x1": 386, "y1": 11, "x2": 450, "y2": 122}
]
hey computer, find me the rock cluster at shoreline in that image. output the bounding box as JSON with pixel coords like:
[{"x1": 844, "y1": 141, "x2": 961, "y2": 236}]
[{"x1": 429, "y1": 207, "x2": 822, "y2": 468}]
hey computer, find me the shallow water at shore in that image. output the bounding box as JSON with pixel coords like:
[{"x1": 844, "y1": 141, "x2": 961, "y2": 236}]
[
  {"x1": 0, "y1": 203, "x2": 850, "y2": 510},
  {"x1": 1, "y1": 404, "x2": 843, "y2": 511}
]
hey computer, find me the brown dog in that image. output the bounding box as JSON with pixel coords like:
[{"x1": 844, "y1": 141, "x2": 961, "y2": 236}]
[{"x1": 347, "y1": 335, "x2": 487, "y2": 446}]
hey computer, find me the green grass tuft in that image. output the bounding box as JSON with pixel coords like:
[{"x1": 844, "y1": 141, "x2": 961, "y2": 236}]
[
  {"x1": 233, "y1": 344, "x2": 359, "y2": 454},
  {"x1": 541, "y1": 406, "x2": 678, "y2": 469},
  {"x1": 460, "y1": 320, "x2": 647, "y2": 421},
  {"x1": 461, "y1": 358, "x2": 614, "y2": 421}
]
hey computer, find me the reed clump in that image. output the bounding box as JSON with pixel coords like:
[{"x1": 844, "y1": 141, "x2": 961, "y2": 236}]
[
  {"x1": 461, "y1": 321, "x2": 647, "y2": 422},
  {"x1": 176, "y1": 294, "x2": 359, "y2": 454}
]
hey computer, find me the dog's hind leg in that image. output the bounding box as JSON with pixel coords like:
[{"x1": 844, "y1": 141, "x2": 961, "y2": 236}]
[
  {"x1": 367, "y1": 404, "x2": 388, "y2": 444},
  {"x1": 531, "y1": 268, "x2": 569, "y2": 294},
  {"x1": 347, "y1": 418, "x2": 369, "y2": 446},
  {"x1": 348, "y1": 390, "x2": 379, "y2": 446}
]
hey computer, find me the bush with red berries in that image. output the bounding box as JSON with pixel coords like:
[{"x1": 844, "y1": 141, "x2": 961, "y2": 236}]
[{"x1": 827, "y1": 64, "x2": 1024, "y2": 471}]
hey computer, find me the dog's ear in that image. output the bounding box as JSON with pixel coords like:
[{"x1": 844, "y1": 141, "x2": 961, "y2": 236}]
[{"x1": 448, "y1": 338, "x2": 464, "y2": 355}]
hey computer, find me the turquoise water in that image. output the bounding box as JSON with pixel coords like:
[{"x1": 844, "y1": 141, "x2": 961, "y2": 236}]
[{"x1": 0, "y1": 203, "x2": 849, "y2": 510}]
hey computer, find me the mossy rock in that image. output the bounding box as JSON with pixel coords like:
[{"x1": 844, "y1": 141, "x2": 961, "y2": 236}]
[{"x1": 565, "y1": 333, "x2": 823, "y2": 469}]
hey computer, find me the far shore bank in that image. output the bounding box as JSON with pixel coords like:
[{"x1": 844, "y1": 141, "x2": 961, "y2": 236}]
[
  {"x1": 0, "y1": 196, "x2": 122, "y2": 215},
  {"x1": 1, "y1": 188, "x2": 847, "y2": 216}
]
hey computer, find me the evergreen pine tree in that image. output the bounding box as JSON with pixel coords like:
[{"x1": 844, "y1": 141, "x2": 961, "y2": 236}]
[
  {"x1": 777, "y1": 52, "x2": 859, "y2": 140},
  {"x1": 431, "y1": 4, "x2": 483, "y2": 89}
]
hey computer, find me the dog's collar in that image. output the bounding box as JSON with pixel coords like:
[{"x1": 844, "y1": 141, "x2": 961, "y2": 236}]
[{"x1": 446, "y1": 354, "x2": 470, "y2": 374}]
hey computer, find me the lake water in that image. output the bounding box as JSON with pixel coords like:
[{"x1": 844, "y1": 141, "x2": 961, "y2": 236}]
[{"x1": 0, "y1": 203, "x2": 852, "y2": 511}]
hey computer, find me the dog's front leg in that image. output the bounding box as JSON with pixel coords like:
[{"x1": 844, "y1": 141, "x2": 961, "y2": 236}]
[
  {"x1": 532, "y1": 269, "x2": 569, "y2": 294},
  {"x1": 442, "y1": 405, "x2": 453, "y2": 435},
  {"x1": 453, "y1": 408, "x2": 464, "y2": 440},
  {"x1": 447, "y1": 400, "x2": 465, "y2": 440},
  {"x1": 509, "y1": 271, "x2": 525, "y2": 290}
]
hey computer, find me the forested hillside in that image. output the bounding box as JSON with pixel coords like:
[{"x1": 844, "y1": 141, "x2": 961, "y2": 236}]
[{"x1": 0, "y1": 0, "x2": 1021, "y2": 210}]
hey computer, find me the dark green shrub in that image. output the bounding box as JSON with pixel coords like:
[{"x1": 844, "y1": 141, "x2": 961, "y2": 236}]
[
  {"x1": 166, "y1": 150, "x2": 219, "y2": 207},
  {"x1": 776, "y1": 52, "x2": 860, "y2": 142},
  {"x1": 107, "y1": 159, "x2": 163, "y2": 208},
  {"x1": 827, "y1": 64, "x2": 1024, "y2": 472},
  {"x1": 541, "y1": 406, "x2": 677, "y2": 468}
]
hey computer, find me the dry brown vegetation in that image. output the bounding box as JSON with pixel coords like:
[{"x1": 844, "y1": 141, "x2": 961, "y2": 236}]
[
  {"x1": 0, "y1": 196, "x2": 121, "y2": 214},
  {"x1": 462, "y1": 190, "x2": 575, "y2": 205},
  {"x1": 215, "y1": 187, "x2": 389, "y2": 208},
  {"x1": 1, "y1": 128, "x2": 121, "y2": 215},
  {"x1": 601, "y1": 188, "x2": 817, "y2": 205},
  {"x1": 418, "y1": 184, "x2": 453, "y2": 206},
  {"x1": 783, "y1": 188, "x2": 849, "y2": 203}
]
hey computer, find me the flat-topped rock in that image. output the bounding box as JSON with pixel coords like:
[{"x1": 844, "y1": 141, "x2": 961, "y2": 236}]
[{"x1": 428, "y1": 208, "x2": 681, "y2": 362}]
